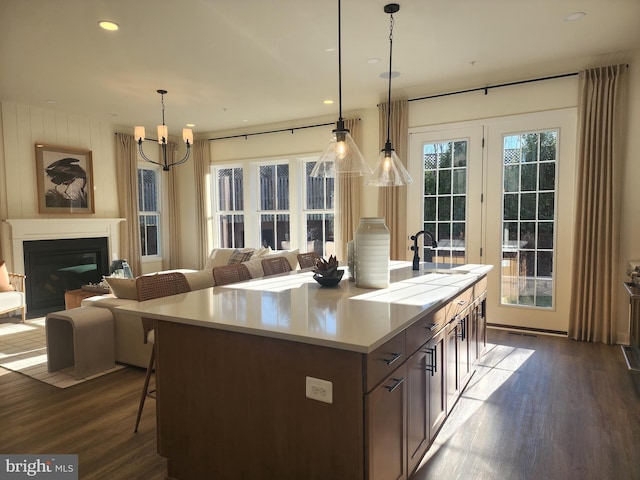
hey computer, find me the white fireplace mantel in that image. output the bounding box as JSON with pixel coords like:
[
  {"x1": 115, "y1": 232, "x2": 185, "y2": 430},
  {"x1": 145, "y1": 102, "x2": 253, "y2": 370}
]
[{"x1": 1, "y1": 218, "x2": 125, "y2": 274}]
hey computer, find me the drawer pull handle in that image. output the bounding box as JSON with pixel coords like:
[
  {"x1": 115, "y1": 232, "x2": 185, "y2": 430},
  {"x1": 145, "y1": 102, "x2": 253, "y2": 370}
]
[
  {"x1": 385, "y1": 377, "x2": 405, "y2": 393},
  {"x1": 384, "y1": 352, "x2": 403, "y2": 365},
  {"x1": 425, "y1": 322, "x2": 438, "y2": 331}
]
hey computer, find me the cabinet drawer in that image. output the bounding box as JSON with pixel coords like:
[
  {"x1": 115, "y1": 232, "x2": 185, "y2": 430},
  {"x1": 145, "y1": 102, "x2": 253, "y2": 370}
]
[
  {"x1": 474, "y1": 276, "x2": 488, "y2": 298},
  {"x1": 447, "y1": 287, "x2": 474, "y2": 323},
  {"x1": 406, "y1": 306, "x2": 446, "y2": 355},
  {"x1": 365, "y1": 331, "x2": 406, "y2": 392}
]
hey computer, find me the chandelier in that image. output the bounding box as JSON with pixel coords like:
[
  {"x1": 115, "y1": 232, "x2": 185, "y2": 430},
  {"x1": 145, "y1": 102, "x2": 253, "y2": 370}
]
[{"x1": 134, "y1": 89, "x2": 193, "y2": 171}]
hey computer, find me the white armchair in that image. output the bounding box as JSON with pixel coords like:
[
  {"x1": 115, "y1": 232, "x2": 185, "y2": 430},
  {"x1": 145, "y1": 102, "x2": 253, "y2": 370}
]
[{"x1": 0, "y1": 271, "x2": 26, "y2": 322}]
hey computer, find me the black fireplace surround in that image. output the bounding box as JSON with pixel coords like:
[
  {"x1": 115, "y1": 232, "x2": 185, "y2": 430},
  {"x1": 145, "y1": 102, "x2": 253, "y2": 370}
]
[{"x1": 23, "y1": 237, "x2": 109, "y2": 314}]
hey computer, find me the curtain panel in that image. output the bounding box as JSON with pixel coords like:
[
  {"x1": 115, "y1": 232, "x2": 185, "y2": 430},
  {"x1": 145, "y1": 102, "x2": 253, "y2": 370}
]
[
  {"x1": 377, "y1": 99, "x2": 409, "y2": 260},
  {"x1": 114, "y1": 133, "x2": 142, "y2": 277},
  {"x1": 166, "y1": 142, "x2": 181, "y2": 270},
  {"x1": 335, "y1": 118, "x2": 363, "y2": 262},
  {"x1": 193, "y1": 138, "x2": 212, "y2": 269},
  {"x1": 569, "y1": 64, "x2": 627, "y2": 344}
]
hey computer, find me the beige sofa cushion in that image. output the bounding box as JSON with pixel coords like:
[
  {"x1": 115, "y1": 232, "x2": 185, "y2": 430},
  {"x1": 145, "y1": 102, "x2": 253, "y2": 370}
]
[
  {"x1": 184, "y1": 269, "x2": 214, "y2": 290},
  {"x1": 104, "y1": 277, "x2": 137, "y2": 299}
]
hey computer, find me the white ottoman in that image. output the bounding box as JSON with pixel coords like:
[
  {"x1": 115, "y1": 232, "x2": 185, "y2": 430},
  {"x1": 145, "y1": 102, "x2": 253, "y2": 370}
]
[{"x1": 46, "y1": 306, "x2": 115, "y2": 379}]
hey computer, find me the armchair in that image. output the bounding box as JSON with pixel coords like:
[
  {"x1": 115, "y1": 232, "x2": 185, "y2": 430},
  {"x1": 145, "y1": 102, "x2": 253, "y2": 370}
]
[{"x1": 0, "y1": 266, "x2": 26, "y2": 322}]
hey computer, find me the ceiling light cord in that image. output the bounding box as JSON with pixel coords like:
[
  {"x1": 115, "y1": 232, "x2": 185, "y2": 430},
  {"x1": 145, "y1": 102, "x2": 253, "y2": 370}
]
[{"x1": 385, "y1": 12, "x2": 395, "y2": 152}]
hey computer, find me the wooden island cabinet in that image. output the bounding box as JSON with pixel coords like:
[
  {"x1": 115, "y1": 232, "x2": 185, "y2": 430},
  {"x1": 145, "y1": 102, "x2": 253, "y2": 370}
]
[{"x1": 120, "y1": 263, "x2": 491, "y2": 480}]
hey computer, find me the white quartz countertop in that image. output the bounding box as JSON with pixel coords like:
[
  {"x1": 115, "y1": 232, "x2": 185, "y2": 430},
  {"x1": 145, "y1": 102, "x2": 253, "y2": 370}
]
[{"x1": 116, "y1": 262, "x2": 492, "y2": 353}]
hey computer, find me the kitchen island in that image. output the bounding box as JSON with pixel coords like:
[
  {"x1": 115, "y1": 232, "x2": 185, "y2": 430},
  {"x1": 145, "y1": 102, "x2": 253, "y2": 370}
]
[{"x1": 118, "y1": 262, "x2": 492, "y2": 480}]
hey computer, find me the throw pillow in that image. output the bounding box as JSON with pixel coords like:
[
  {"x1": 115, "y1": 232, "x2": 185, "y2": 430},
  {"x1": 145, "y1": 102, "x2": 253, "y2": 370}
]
[
  {"x1": 184, "y1": 269, "x2": 215, "y2": 291},
  {"x1": 0, "y1": 261, "x2": 14, "y2": 292},
  {"x1": 104, "y1": 276, "x2": 137, "y2": 299},
  {"x1": 228, "y1": 248, "x2": 254, "y2": 264}
]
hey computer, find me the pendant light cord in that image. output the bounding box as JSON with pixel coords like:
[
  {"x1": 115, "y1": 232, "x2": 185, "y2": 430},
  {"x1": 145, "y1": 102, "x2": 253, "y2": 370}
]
[
  {"x1": 338, "y1": 0, "x2": 344, "y2": 123},
  {"x1": 385, "y1": 12, "x2": 394, "y2": 146}
]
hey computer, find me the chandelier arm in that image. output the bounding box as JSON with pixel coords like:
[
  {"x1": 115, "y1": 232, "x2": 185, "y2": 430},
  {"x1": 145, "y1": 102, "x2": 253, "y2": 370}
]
[
  {"x1": 164, "y1": 146, "x2": 191, "y2": 170},
  {"x1": 138, "y1": 141, "x2": 164, "y2": 169}
]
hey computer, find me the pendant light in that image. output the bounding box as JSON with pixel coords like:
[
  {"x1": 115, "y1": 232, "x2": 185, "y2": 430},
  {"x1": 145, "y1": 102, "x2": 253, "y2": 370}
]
[
  {"x1": 310, "y1": 0, "x2": 372, "y2": 178},
  {"x1": 365, "y1": 3, "x2": 412, "y2": 186}
]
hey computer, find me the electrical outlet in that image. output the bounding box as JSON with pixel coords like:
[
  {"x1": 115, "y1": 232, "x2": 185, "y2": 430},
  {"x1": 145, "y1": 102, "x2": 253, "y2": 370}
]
[{"x1": 305, "y1": 376, "x2": 333, "y2": 404}]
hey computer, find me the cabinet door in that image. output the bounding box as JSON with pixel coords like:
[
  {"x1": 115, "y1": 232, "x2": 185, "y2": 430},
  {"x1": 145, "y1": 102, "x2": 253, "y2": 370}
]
[
  {"x1": 366, "y1": 364, "x2": 407, "y2": 480},
  {"x1": 446, "y1": 321, "x2": 459, "y2": 415},
  {"x1": 427, "y1": 328, "x2": 447, "y2": 441},
  {"x1": 458, "y1": 312, "x2": 472, "y2": 390},
  {"x1": 477, "y1": 294, "x2": 487, "y2": 357},
  {"x1": 407, "y1": 350, "x2": 429, "y2": 475},
  {"x1": 469, "y1": 303, "x2": 479, "y2": 364}
]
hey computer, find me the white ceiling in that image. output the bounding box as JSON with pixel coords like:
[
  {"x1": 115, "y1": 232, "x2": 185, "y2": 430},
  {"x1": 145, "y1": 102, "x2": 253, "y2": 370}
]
[{"x1": 1, "y1": 0, "x2": 638, "y2": 135}]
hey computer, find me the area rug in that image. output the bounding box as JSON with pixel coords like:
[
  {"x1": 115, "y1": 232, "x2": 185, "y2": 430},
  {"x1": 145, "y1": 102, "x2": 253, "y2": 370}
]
[{"x1": 0, "y1": 317, "x2": 124, "y2": 388}]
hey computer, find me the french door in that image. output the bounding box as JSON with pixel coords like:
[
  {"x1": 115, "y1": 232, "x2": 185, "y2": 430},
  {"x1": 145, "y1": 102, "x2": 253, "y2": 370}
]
[{"x1": 408, "y1": 109, "x2": 576, "y2": 333}]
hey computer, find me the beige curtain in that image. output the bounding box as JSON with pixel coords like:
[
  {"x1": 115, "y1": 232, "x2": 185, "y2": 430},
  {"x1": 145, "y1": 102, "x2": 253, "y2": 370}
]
[
  {"x1": 114, "y1": 133, "x2": 142, "y2": 276},
  {"x1": 377, "y1": 99, "x2": 409, "y2": 260},
  {"x1": 166, "y1": 141, "x2": 181, "y2": 269},
  {"x1": 193, "y1": 138, "x2": 212, "y2": 269},
  {"x1": 335, "y1": 118, "x2": 362, "y2": 262},
  {"x1": 569, "y1": 64, "x2": 627, "y2": 344}
]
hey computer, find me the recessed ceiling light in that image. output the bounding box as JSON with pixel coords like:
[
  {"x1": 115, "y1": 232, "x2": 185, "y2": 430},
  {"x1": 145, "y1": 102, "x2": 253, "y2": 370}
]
[
  {"x1": 186, "y1": 123, "x2": 195, "y2": 128},
  {"x1": 367, "y1": 58, "x2": 381, "y2": 64},
  {"x1": 98, "y1": 20, "x2": 119, "y2": 31},
  {"x1": 323, "y1": 99, "x2": 334, "y2": 105},
  {"x1": 45, "y1": 100, "x2": 56, "y2": 104},
  {"x1": 564, "y1": 12, "x2": 585, "y2": 21}
]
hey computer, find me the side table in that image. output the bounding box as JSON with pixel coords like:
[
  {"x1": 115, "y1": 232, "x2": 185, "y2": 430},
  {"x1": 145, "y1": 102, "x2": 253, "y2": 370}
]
[{"x1": 64, "y1": 287, "x2": 112, "y2": 309}]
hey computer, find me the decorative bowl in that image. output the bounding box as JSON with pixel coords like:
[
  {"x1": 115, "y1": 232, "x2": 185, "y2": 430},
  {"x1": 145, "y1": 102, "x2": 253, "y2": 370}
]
[{"x1": 313, "y1": 270, "x2": 344, "y2": 287}]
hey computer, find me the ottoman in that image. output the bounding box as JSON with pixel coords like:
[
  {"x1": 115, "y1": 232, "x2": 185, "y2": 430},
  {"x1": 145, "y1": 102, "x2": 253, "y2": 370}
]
[{"x1": 46, "y1": 306, "x2": 115, "y2": 379}]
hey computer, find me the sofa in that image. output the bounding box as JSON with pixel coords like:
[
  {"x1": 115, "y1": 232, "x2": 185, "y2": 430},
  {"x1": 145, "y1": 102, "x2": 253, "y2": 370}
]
[
  {"x1": 0, "y1": 261, "x2": 26, "y2": 322},
  {"x1": 81, "y1": 247, "x2": 299, "y2": 368}
]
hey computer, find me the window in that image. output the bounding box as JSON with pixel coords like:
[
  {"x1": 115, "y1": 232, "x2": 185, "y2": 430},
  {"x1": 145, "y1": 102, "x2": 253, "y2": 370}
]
[
  {"x1": 211, "y1": 156, "x2": 335, "y2": 255},
  {"x1": 259, "y1": 163, "x2": 290, "y2": 250},
  {"x1": 216, "y1": 167, "x2": 245, "y2": 248},
  {"x1": 304, "y1": 161, "x2": 335, "y2": 256},
  {"x1": 138, "y1": 166, "x2": 161, "y2": 256}
]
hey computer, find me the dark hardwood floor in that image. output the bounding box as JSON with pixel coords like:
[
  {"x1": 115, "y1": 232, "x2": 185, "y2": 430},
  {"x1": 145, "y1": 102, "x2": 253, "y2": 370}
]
[
  {"x1": 1, "y1": 328, "x2": 639, "y2": 480},
  {"x1": 414, "y1": 329, "x2": 640, "y2": 480},
  {"x1": 0, "y1": 365, "x2": 166, "y2": 479}
]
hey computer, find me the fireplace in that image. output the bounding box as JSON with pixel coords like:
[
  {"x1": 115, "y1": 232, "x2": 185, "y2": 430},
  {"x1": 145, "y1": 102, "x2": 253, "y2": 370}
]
[
  {"x1": 1, "y1": 218, "x2": 125, "y2": 316},
  {"x1": 23, "y1": 237, "x2": 109, "y2": 314}
]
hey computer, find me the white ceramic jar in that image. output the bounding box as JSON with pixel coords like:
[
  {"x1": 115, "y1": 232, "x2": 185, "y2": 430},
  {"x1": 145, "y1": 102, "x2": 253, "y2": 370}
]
[{"x1": 355, "y1": 217, "x2": 390, "y2": 289}]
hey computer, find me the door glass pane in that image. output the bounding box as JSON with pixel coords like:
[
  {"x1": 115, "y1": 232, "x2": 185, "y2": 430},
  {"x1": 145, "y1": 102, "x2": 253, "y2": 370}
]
[
  {"x1": 421, "y1": 140, "x2": 468, "y2": 265},
  {"x1": 501, "y1": 130, "x2": 557, "y2": 309}
]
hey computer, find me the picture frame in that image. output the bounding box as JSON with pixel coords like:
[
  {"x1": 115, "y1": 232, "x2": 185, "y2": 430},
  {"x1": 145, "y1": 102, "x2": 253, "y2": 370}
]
[{"x1": 35, "y1": 143, "x2": 94, "y2": 214}]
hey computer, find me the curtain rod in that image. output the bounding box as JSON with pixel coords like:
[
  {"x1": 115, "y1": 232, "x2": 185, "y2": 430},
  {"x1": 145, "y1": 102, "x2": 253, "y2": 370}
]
[
  {"x1": 408, "y1": 71, "x2": 580, "y2": 102},
  {"x1": 207, "y1": 121, "x2": 336, "y2": 142}
]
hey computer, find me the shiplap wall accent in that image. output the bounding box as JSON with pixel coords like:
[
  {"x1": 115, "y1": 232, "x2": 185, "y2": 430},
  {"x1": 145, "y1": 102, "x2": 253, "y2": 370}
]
[{"x1": 0, "y1": 101, "x2": 120, "y2": 219}]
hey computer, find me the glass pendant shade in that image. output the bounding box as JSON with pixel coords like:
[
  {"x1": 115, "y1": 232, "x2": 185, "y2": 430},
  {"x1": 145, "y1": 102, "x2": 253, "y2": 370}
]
[
  {"x1": 366, "y1": 144, "x2": 412, "y2": 186},
  {"x1": 311, "y1": 127, "x2": 372, "y2": 177}
]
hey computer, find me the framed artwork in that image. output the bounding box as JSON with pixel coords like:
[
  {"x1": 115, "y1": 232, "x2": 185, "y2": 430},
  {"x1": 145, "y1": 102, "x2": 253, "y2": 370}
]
[{"x1": 35, "y1": 143, "x2": 94, "y2": 214}]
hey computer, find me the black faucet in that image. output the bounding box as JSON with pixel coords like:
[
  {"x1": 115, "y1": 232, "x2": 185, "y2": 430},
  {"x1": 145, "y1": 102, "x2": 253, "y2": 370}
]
[{"x1": 410, "y1": 231, "x2": 438, "y2": 270}]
